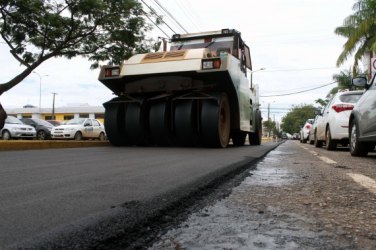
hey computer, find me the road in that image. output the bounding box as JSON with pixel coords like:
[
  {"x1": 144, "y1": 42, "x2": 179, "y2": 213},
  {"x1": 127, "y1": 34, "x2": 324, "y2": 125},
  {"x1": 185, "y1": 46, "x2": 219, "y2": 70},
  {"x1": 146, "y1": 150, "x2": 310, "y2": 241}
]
[
  {"x1": 151, "y1": 140, "x2": 376, "y2": 249},
  {"x1": 0, "y1": 143, "x2": 279, "y2": 249}
]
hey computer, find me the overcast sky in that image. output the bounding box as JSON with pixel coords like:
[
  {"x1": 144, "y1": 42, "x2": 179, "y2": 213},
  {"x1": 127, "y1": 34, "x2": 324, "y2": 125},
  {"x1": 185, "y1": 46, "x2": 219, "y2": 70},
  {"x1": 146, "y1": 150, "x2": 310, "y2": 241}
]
[{"x1": 0, "y1": 0, "x2": 357, "y2": 122}]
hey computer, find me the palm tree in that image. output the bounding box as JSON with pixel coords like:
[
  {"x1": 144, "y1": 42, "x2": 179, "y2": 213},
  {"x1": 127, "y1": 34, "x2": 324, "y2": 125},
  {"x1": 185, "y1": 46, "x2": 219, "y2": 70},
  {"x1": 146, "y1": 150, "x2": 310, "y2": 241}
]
[
  {"x1": 335, "y1": 0, "x2": 376, "y2": 74},
  {"x1": 329, "y1": 69, "x2": 353, "y2": 95}
]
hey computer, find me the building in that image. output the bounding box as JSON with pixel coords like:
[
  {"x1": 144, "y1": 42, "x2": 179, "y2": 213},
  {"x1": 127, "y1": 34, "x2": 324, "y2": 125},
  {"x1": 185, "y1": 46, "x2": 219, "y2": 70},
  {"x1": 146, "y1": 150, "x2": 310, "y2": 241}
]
[{"x1": 5, "y1": 104, "x2": 105, "y2": 123}]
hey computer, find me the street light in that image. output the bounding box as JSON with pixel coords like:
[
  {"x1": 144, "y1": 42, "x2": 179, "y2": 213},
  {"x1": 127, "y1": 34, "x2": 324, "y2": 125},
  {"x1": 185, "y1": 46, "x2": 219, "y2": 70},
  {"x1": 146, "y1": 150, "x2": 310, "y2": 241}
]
[
  {"x1": 33, "y1": 71, "x2": 48, "y2": 115},
  {"x1": 51, "y1": 92, "x2": 58, "y2": 120},
  {"x1": 250, "y1": 67, "x2": 266, "y2": 90}
]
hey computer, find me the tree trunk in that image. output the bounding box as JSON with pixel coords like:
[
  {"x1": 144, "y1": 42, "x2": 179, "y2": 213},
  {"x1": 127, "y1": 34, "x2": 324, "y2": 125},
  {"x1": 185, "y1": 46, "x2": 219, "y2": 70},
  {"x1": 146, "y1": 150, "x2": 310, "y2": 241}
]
[{"x1": 0, "y1": 103, "x2": 7, "y2": 130}]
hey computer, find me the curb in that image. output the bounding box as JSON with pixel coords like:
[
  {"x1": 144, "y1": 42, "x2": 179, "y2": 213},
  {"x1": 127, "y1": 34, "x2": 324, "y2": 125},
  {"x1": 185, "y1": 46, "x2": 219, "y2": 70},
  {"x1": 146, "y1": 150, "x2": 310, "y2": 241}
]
[{"x1": 0, "y1": 140, "x2": 111, "y2": 151}]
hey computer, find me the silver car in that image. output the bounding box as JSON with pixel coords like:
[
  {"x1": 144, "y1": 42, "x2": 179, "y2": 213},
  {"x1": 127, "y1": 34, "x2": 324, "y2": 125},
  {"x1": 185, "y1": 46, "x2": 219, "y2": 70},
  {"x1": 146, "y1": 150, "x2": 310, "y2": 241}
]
[
  {"x1": 0, "y1": 116, "x2": 36, "y2": 140},
  {"x1": 349, "y1": 76, "x2": 376, "y2": 156}
]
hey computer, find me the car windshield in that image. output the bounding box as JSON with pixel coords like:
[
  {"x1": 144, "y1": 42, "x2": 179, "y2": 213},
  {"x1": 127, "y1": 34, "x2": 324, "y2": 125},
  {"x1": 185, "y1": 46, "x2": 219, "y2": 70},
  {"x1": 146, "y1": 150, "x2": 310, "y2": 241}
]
[
  {"x1": 34, "y1": 119, "x2": 54, "y2": 126},
  {"x1": 5, "y1": 116, "x2": 23, "y2": 124},
  {"x1": 170, "y1": 38, "x2": 234, "y2": 57},
  {"x1": 66, "y1": 118, "x2": 86, "y2": 125},
  {"x1": 339, "y1": 93, "x2": 362, "y2": 103}
]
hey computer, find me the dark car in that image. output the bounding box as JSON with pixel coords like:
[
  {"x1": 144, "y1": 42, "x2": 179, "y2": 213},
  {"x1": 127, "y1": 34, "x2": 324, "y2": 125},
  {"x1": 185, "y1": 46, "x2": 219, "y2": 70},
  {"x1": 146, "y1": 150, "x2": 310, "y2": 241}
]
[
  {"x1": 20, "y1": 118, "x2": 54, "y2": 140},
  {"x1": 46, "y1": 120, "x2": 63, "y2": 126},
  {"x1": 349, "y1": 76, "x2": 376, "y2": 156}
]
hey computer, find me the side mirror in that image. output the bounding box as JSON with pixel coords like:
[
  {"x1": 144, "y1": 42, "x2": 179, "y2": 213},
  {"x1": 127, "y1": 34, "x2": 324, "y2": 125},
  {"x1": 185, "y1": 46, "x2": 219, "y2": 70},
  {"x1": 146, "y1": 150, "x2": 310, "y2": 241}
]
[
  {"x1": 352, "y1": 77, "x2": 367, "y2": 88},
  {"x1": 315, "y1": 109, "x2": 322, "y2": 116},
  {"x1": 84, "y1": 123, "x2": 90, "y2": 127}
]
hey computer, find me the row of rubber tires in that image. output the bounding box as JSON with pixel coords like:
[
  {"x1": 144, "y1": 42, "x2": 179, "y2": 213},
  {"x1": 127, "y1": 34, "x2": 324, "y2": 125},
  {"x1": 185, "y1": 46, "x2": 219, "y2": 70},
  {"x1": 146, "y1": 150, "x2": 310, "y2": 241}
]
[{"x1": 104, "y1": 93, "x2": 261, "y2": 148}]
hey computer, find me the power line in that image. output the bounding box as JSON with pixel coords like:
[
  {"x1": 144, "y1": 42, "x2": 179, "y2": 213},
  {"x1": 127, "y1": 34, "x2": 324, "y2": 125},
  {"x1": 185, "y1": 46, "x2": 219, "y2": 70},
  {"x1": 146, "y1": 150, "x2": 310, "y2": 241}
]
[
  {"x1": 141, "y1": 9, "x2": 169, "y2": 38},
  {"x1": 174, "y1": 0, "x2": 201, "y2": 31},
  {"x1": 152, "y1": 0, "x2": 189, "y2": 33},
  {"x1": 262, "y1": 66, "x2": 338, "y2": 73},
  {"x1": 261, "y1": 81, "x2": 337, "y2": 97},
  {"x1": 140, "y1": 0, "x2": 177, "y2": 35}
]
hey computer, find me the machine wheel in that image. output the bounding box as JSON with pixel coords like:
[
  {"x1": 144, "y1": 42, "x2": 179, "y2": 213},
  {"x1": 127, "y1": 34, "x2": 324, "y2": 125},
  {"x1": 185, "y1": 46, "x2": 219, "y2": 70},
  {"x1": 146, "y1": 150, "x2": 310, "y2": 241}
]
[
  {"x1": 74, "y1": 131, "x2": 83, "y2": 140},
  {"x1": 37, "y1": 130, "x2": 47, "y2": 140},
  {"x1": 2, "y1": 130, "x2": 11, "y2": 140},
  {"x1": 125, "y1": 102, "x2": 149, "y2": 146},
  {"x1": 98, "y1": 132, "x2": 106, "y2": 141},
  {"x1": 104, "y1": 102, "x2": 128, "y2": 146},
  {"x1": 349, "y1": 119, "x2": 368, "y2": 156},
  {"x1": 325, "y1": 126, "x2": 336, "y2": 150},
  {"x1": 232, "y1": 131, "x2": 247, "y2": 146},
  {"x1": 249, "y1": 110, "x2": 262, "y2": 145},
  {"x1": 200, "y1": 93, "x2": 230, "y2": 148},
  {"x1": 174, "y1": 100, "x2": 199, "y2": 146},
  {"x1": 149, "y1": 101, "x2": 172, "y2": 146}
]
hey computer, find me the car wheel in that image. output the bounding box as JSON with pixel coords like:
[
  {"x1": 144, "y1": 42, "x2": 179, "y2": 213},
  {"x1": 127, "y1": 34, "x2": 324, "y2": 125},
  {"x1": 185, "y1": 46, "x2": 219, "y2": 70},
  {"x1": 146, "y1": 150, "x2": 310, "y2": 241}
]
[
  {"x1": 349, "y1": 119, "x2": 368, "y2": 156},
  {"x1": 314, "y1": 131, "x2": 322, "y2": 148},
  {"x1": 325, "y1": 126, "x2": 336, "y2": 150},
  {"x1": 74, "y1": 131, "x2": 83, "y2": 141},
  {"x1": 98, "y1": 132, "x2": 106, "y2": 141},
  {"x1": 37, "y1": 130, "x2": 47, "y2": 140},
  {"x1": 2, "y1": 130, "x2": 11, "y2": 140}
]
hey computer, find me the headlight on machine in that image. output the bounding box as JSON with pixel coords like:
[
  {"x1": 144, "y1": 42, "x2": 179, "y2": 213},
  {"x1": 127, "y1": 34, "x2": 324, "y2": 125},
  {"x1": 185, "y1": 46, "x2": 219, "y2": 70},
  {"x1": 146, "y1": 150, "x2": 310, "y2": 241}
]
[{"x1": 202, "y1": 59, "x2": 221, "y2": 70}]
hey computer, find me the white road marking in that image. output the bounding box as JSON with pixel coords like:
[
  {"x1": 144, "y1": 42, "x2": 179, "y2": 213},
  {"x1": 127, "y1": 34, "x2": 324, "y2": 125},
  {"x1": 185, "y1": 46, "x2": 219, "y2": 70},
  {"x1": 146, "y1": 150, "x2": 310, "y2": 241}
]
[
  {"x1": 310, "y1": 151, "x2": 318, "y2": 156},
  {"x1": 347, "y1": 173, "x2": 376, "y2": 194},
  {"x1": 318, "y1": 156, "x2": 337, "y2": 164}
]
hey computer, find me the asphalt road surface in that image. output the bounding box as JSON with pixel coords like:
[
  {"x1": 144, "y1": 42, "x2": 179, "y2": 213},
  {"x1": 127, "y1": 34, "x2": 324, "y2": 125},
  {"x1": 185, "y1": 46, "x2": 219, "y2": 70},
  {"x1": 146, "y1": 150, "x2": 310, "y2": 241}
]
[{"x1": 0, "y1": 143, "x2": 279, "y2": 249}]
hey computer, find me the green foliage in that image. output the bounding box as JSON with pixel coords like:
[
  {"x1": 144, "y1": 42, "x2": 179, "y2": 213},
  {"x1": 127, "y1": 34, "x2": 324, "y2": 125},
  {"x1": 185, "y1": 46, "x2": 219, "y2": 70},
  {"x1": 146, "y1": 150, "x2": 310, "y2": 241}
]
[
  {"x1": 0, "y1": 0, "x2": 153, "y2": 68},
  {"x1": 263, "y1": 119, "x2": 276, "y2": 136},
  {"x1": 281, "y1": 104, "x2": 317, "y2": 135},
  {"x1": 335, "y1": 0, "x2": 376, "y2": 71},
  {"x1": 0, "y1": 0, "x2": 158, "y2": 95}
]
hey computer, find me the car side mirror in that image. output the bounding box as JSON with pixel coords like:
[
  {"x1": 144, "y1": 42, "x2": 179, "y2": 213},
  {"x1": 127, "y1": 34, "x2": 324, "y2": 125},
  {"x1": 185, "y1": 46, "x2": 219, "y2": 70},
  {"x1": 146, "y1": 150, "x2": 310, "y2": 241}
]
[
  {"x1": 84, "y1": 123, "x2": 90, "y2": 127},
  {"x1": 315, "y1": 109, "x2": 322, "y2": 116},
  {"x1": 352, "y1": 77, "x2": 367, "y2": 88}
]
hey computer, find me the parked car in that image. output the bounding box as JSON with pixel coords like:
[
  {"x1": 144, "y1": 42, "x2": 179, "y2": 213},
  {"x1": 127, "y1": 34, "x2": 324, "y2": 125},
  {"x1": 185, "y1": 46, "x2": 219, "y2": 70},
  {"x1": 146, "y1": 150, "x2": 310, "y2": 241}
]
[
  {"x1": 314, "y1": 90, "x2": 363, "y2": 150},
  {"x1": 308, "y1": 115, "x2": 321, "y2": 145},
  {"x1": 300, "y1": 119, "x2": 314, "y2": 143},
  {"x1": 51, "y1": 118, "x2": 106, "y2": 140},
  {"x1": 349, "y1": 76, "x2": 376, "y2": 156},
  {"x1": 21, "y1": 118, "x2": 54, "y2": 140},
  {"x1": 0, "y1": 116, "x2": 36, "y2": 140},
  {"x1": 292, "y1": 133, "x2": 300, "y2": 140}
]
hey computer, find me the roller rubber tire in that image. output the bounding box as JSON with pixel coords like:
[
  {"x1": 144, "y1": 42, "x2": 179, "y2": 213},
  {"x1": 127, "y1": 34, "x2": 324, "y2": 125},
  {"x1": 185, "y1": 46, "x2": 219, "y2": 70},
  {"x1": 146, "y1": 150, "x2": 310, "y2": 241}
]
[
  {"x1": 174, "y1": 100, "x2": 199, "y2": 146},
  {"x1": 232, "y1": 131, "x2": 246, "y2": 146},
  {"x1": 103, "y1": 102, "x2": 128, "y2": 146},
  {"x1": 249, "y1": 110, "x2": 262, "y2": 145},
  {"x1": 149, "y1": 101, "x2": 172, "y2": 146},
  {"x1": 200, "y1": 93, "x2": 230, "y2": 148},
  {"x1": 125, "y1": 102, "x2": 149, "y2": 146}
]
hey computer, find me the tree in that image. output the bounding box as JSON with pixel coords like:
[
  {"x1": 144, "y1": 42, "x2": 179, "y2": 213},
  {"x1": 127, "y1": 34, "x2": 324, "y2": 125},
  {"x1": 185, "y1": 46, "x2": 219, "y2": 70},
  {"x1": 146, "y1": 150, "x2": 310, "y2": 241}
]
[
  {"x1": 0, "y1": 0, "x2": 158, "y2": 128},
  {"x1": 263, "y1": 119, "x2": 276, "y2": 137},
  {"x1": 281, "y1": 104, "x2": 317, "y2": 135},
  {"x1": 335, "y1": 0, "x2": 376, "y2": 73}
]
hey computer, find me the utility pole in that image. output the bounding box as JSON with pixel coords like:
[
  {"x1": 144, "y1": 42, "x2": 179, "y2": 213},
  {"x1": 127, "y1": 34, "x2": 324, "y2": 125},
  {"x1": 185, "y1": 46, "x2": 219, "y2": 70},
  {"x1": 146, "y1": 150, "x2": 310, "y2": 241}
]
[{"x1": 52, "y1": 92, "x2": 57, "y2": 120}]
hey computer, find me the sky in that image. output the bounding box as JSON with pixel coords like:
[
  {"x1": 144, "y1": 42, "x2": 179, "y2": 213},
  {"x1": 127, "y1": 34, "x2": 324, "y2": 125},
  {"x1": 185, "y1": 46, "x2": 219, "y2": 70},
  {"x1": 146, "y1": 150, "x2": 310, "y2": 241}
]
[{"x1": 0, "y1": 0, "x2": 359, "y2": 123}]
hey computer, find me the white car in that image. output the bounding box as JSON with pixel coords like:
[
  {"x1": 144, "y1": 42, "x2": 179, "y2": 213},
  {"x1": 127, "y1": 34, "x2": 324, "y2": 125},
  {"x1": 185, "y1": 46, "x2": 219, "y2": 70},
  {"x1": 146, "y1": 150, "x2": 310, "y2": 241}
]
[
  {"x1": 0, "y1": 116, "x2": 36, "y2": 140},
  {"x1": 300, "y1": 119, "x2": 314, "y2": 143},
  {"x1": 51, "y1": 118, "x2": 106, "y2": 140},
  {"x1": 314, "y1": 90, "x2": 363, "y2": 150}
]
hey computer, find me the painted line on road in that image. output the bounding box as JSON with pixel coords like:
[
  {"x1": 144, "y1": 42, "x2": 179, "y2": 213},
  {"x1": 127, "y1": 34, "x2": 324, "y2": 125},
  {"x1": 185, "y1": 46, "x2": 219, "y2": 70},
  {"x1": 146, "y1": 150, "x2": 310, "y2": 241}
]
[
  {"x1": 310, "y1": 151, "x2": 318, "y2": 156},
  {"x1": 347, "y1": 173, "x2": 376, "y2": 194},
  {"x1": 318, "y1": 156, "x2": 337, "y2": 164}
]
